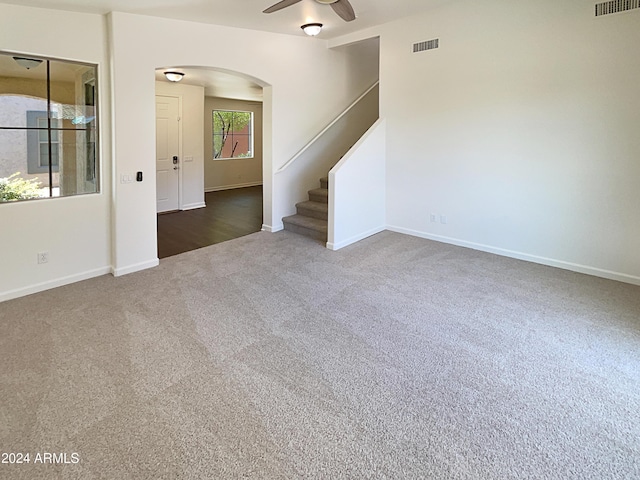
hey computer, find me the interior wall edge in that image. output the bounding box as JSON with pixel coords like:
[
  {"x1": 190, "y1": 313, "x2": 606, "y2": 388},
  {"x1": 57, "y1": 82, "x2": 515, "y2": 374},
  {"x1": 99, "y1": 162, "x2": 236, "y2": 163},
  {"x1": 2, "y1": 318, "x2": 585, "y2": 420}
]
[{"x1": 111, "y1": 258, "x2": 160, "y2": 277}]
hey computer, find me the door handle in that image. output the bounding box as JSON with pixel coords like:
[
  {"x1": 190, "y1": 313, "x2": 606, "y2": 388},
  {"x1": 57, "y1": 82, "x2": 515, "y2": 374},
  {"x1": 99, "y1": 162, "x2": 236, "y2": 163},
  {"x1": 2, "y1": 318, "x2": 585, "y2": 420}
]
[{"x1": 173, "y1": 166, "x2": 179, "y2": 170}]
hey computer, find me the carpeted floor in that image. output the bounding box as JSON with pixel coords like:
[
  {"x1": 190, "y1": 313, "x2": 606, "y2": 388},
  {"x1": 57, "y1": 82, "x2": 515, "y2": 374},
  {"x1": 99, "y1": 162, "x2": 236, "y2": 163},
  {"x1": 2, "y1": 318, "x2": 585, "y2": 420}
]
[{"x1": 1, "y1": 230, "x2": 639, "y2": 479}]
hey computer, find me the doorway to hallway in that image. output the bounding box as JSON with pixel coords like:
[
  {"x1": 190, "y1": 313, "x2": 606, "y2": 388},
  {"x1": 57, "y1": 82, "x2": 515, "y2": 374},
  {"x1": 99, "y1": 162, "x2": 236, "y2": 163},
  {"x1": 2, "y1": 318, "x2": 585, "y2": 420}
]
[{"x1": 157, "y1": 185, "x2": 263, "y2": 259}]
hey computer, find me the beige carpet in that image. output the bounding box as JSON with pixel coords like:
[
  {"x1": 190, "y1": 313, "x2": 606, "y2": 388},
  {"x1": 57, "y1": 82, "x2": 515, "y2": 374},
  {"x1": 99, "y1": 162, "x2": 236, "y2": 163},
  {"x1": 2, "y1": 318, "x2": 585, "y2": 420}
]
[{"x1": 1, "y1": 231, "x2": 639, "y2": 479}]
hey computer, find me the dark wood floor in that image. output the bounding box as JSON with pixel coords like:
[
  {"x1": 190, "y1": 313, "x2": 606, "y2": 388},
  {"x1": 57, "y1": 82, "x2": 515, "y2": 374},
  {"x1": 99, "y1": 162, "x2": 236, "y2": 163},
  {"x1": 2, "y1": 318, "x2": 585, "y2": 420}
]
[{"x1": 157, "y1": 186, "x2": 263, "y2": 259}]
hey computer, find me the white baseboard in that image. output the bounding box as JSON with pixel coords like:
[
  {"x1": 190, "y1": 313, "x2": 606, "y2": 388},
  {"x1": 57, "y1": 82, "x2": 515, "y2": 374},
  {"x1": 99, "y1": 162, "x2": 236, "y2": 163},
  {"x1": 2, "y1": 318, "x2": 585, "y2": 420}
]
[
  {"x1": 181, "y1": 202, "x2": 206, "y2": 211},
  {"x1": 0, "y1": 266, "x2": 112, "y2": 303},
  {"x1": 205, "y1": 182, "x2": 262, "y2": 193},
  {"x1": 387, "y1": 225, "x2": 640, "y2": 286},
  {"x1": 262, "y1": 224, "x2": 284, "y2": 233},
  {"x1": 112, "y1": 258, "x2": 159, "y2": 277},
  {"x1": 327, "y1": 226, "x2": 386, "y2": 251}
]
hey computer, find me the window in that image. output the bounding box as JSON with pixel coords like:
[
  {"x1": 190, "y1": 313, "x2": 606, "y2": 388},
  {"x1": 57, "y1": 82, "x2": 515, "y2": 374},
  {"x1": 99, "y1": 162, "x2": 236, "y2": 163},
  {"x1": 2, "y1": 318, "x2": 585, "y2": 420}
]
[
  {"x1": 27, "y1": 111, "x2": 60, "y2": 174},
  {"x1": 0, "y1": 52, "x2": 98, "y2": 202},
  {"x1": 212, "y1": 110, "x2": 253, "y2": 159}
]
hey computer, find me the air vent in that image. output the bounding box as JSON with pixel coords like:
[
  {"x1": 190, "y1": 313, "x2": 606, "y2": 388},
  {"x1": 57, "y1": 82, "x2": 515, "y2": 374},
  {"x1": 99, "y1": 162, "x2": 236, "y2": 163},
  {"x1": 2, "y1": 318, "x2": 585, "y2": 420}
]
[
  {"x1": 595, "y1": 0, "x2": 640, "y2": 16},
  {"x1": 413, "y1": 39, "x2": 439, "y2": 53}
]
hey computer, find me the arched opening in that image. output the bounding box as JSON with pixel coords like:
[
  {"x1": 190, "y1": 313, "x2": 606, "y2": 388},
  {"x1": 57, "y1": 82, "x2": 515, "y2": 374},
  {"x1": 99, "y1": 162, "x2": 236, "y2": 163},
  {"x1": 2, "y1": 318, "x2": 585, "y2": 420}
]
[{"x1": 153, "y1": 66, "x2": 267, "y2": 258}]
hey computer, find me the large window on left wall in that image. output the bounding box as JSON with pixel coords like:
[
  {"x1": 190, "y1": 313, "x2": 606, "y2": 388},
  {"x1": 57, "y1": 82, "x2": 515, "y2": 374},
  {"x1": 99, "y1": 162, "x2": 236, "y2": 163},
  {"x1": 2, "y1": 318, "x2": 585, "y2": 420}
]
[{"x1": 0, "y1": 52, "x2": 98, "y2": 202}]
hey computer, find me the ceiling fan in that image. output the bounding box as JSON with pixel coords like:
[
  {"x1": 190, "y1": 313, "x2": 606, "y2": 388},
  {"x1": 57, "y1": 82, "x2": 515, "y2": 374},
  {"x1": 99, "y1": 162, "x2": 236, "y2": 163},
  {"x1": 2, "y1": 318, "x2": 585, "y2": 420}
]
[{"x1": 263, "y1": 0, "x2": 356, "y2": 22}]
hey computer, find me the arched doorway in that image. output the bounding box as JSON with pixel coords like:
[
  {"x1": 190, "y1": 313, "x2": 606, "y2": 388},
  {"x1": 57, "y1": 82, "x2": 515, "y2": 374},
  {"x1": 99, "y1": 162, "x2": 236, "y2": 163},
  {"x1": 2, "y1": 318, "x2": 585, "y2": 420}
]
[{"x1": 154, "y1": 66, "x2": 266, "y2": 258}]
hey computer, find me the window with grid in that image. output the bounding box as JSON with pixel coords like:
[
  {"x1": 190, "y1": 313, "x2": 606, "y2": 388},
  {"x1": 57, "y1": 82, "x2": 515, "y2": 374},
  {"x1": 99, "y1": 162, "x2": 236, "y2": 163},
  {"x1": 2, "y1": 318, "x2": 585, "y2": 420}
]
[
  {"x1": 0, "y1": 51, "x2": 98, "y2": 202},
  {"x1": 212, "y1": 110, "x2": 253, "y2": 159}
]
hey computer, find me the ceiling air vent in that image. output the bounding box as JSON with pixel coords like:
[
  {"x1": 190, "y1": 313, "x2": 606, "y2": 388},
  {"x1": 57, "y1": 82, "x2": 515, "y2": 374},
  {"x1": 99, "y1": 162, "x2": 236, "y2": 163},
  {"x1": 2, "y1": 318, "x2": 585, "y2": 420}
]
[
  {"x1": 413, "y1": 39, "x2": 439, "y2": 53},
  {"x1": 595, "y1": 0, "x2": 640, "y2": 16}
]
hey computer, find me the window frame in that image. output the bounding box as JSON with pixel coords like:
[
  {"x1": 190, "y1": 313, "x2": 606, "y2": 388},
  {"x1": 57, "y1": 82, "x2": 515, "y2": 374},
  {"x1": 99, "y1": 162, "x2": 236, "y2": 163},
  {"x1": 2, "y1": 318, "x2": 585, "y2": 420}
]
[
  {"x1": 212, "y1": 109, "x2": 254, "y2": 160},
  {"x1": 0, "y1": 51, "x2": 100, "y2": 202}
]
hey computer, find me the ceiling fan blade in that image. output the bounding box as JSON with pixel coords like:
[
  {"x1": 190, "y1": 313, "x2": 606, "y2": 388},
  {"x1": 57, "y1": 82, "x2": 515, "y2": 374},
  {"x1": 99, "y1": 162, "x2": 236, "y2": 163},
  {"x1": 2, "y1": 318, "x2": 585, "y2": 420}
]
[
  {"x1": 263, "y1": 0, "x2": 303, "y2": 14},
  {"x1": 330, "y1": 0, "x2": 356, "y2": 22}
]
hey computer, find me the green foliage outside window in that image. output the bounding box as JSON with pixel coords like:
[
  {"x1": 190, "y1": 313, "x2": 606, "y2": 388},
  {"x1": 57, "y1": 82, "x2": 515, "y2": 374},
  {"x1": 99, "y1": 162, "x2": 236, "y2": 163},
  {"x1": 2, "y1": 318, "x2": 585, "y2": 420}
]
[
  {"x1": 0, "y1": 173, "x2": 42, "y2": 202},
  {"x1": 213, "y1": 110, "x2": 252, "y2": 159}
]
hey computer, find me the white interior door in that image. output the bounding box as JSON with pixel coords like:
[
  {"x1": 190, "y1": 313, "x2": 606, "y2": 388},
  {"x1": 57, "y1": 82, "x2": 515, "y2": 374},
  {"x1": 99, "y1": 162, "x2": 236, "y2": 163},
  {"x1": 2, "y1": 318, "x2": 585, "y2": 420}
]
[{"x1": 156, "y1": 95, "x2": 180, "y2": 213}]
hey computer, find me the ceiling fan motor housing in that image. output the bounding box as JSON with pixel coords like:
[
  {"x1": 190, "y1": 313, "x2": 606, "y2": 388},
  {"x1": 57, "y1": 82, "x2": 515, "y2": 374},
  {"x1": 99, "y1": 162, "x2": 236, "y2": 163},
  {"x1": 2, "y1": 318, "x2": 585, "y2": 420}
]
[{"x1": 315, "y1": 0, "x2": 340, "y2": 4}]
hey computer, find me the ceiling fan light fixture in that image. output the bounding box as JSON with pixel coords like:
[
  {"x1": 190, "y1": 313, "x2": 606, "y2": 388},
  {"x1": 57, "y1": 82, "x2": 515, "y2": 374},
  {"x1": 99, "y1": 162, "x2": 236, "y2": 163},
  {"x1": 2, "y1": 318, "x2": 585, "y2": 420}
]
[
  {"x1": 164, "y1": 71, "x2": 184, "y2": 82},
  {"x1": 301, "y1": 23, "x2": 323, "y2": 36}
]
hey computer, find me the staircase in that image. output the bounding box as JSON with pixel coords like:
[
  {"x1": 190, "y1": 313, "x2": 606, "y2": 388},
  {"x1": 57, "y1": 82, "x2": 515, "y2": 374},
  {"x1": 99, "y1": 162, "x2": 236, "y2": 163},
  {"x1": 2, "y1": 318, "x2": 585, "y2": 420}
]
[{"x1": 282, "y1": 176, "x2": 329, "y2": 242}]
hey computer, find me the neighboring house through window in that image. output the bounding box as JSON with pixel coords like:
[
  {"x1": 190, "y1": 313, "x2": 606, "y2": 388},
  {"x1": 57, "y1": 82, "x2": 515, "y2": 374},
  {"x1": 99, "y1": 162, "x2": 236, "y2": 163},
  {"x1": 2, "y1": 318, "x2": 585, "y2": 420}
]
[{"x1": 27, "y1": 111, "x2": 60, "y2": 174}]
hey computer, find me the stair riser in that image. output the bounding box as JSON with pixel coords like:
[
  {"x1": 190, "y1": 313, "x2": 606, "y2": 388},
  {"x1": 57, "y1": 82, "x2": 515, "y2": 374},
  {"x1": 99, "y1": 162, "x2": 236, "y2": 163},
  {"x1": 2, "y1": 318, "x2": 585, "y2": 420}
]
[
  {"x1": 309, "y1": 193, "x2": 328, "y2": 203},
  {"x1": 296, "y1": 206, "x2": 328, "y2": 220},
  {"x1": 283, "y1": 222, "x2": 327, "y2": 242},
  {"x1": 320, "y1": 179, "x2": 329, "y2": 189}
]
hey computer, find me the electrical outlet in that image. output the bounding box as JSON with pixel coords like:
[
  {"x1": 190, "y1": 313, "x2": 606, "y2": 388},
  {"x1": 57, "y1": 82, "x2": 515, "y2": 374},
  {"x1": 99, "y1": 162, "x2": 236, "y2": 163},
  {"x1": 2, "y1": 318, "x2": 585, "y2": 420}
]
[
  {"x1": 430, "y1": 213, "x2": 437, "y2": 223},
  {"x1": 37, "y1": 252, "x2": 49, "y2": 264}
]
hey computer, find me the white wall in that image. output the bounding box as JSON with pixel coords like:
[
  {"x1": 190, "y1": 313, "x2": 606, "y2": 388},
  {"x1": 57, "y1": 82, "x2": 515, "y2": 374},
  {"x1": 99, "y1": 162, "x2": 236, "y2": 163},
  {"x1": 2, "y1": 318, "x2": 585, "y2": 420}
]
[
  {"x1": 155, "y1": 81, "x2": 205, "y2": 210},
  {"x1": 9, "y1": 1, "x2": 632, "y2": 297},
  {"x1": 109, "y1": 12, "x2": 377, "y2": 272},
  {"x1": 204, "y1": 97, "x2": 262, "y2": 192},
  {"x1": 375, "y1": 0, "x2": 640, "y2": 284},
  {"x1": 0, "y1": 4, "x2": 111, "y2": 301},
  {"x1": 328, "y1": 119, "x2": 386, "y2": 250}
]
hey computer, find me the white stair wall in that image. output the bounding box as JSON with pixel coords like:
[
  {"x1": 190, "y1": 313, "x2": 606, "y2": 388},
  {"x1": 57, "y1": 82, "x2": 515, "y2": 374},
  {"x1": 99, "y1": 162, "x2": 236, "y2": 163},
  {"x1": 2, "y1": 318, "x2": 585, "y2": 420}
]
[{"x1": 328, "y1": 118, "x2": 386, "y2": 250}]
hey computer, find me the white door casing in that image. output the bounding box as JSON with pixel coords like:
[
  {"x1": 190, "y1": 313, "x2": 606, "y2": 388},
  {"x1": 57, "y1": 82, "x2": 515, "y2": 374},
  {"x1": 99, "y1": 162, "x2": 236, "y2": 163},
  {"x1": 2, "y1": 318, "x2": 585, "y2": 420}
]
[{"x1": 156, "y1": 95, "x2": 180, "y2": 212}]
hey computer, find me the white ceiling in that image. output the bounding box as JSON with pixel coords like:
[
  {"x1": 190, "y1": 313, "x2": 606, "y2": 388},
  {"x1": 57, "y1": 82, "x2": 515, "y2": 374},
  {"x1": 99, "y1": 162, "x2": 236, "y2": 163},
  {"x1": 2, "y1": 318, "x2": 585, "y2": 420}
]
[
  {"x1": 2, "y1": 0, "x2": 442, "y2": 101},
  {"x1": 1, "y1": 0, "x2": 442, "y2": 39}
]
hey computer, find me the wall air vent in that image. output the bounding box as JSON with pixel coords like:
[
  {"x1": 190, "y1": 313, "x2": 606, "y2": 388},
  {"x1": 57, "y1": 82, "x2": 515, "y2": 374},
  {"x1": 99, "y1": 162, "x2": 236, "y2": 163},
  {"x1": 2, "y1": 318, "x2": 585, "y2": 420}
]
[
  {"x1": 413, "y1": 39, "x2": 439, "y2": 53},
  {"x1": 595, "y1": 0, "x2": 640, "y2": 16}
]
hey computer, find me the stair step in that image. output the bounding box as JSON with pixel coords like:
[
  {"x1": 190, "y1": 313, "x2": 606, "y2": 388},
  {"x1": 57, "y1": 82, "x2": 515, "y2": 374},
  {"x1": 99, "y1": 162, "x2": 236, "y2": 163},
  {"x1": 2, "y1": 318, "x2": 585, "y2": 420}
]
[
  {"x1": 283, "y1": 214, "x2": 327, "y2": 241},
  {"x1": 296, "y1": 200, "x2": 328, "y2": 220},
  {"x1": 282, "y1": 175, "x2": 330, "y2": 242},
  {"x1": 308, "y1": 187, "x2": 329, "y2": 204}
]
